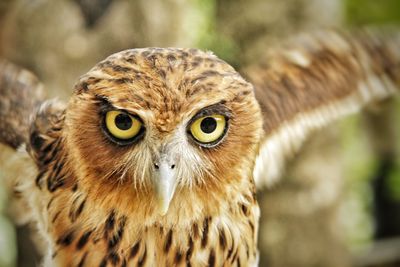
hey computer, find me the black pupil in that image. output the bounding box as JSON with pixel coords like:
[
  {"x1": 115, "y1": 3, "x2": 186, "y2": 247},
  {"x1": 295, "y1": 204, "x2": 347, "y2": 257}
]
[
  {"x1": 200, "y1": 117, "x2": 217, "y2": 134},
  {"x1": 115, "y1": 114, "x2": 133, "y2": 130}
]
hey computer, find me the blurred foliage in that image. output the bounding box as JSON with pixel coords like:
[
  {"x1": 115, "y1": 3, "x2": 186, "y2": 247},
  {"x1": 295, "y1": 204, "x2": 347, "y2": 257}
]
[
  {"x1": 386, "y1": 166, "x2": 400, "y2": 201},
  {"x1": 339, "y1": 115, "x2": 377, "y2": 249},
  {"x1": 346, "y1": 0, "x2": 400, "y2": 25},
  {"x1": 195, "y1": 0, "x2": 240, "y2": 67},
  {"x1": 389, "y1": 99, "x2": 400, "y2": 201}
]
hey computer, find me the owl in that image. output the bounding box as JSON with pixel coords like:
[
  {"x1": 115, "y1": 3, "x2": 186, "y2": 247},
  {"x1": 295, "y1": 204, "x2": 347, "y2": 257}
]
[{"x1": 0, "y1": 29, "x2": 399, "y2": 267}]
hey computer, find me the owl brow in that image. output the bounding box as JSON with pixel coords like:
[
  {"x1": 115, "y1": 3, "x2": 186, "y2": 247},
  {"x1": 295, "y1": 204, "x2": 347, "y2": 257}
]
[
  {"x1": 93, "y1": 95, "x2": 116, "y2": 114},
  {"x1": 93, "y1": 94, "x2": 137, "y2": 117},
  {"x1": 188, "y1": 102, "x2": 232, "y2": 124}
]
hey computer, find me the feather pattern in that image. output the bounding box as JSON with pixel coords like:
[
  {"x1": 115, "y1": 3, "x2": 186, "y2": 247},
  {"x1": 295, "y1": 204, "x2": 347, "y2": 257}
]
[{"x1": 245, "y1": 29, "x2": 400, "y2": 187}]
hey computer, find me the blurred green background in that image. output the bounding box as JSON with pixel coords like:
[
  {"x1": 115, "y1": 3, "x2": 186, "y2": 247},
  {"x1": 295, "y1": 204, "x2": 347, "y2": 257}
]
[{"x1": 0, "y1": 0, "x2": 399, "y2": 266}]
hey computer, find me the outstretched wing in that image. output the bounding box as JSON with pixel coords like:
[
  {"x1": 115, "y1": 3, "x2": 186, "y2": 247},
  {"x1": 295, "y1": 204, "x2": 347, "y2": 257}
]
[
  {"x1": 0, "y1": 59, "x2": 65, "y2": 227},
  {"x1": 0, "y1": 59, "x2": 46, "y2": 225},
  {"x1": 0, "y1": 59, "x2": 45, "y2": 149},
  {"x1": 244, "y1": 29, "x2": 400, "y2": 188}
]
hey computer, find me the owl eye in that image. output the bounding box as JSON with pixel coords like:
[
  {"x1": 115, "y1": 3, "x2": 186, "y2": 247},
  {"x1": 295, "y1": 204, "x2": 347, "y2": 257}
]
[
  {"x1": 189, "y1": 115, "x2": 227, "y2": 145},
  {"x1": 105, "y1": 110, "x2": 142, "y2": 141}
]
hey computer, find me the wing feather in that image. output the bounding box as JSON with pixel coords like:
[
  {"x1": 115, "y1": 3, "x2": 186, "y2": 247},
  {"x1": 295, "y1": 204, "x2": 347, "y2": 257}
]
[
  {"x1": 0, "y1": 60, "x2": 65, "y2": 228},
  {"x1": 0, "y1": 59, "x2": 45, "y2": 149},
  {"x1": 243, "y1": 29, "x2": 400, "y2": 188}
]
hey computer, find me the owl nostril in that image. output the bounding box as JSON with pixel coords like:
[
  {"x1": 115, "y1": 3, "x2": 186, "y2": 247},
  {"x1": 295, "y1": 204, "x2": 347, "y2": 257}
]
[{"x1": 153, "y1": 162, "x2": 175, "y2": 170}]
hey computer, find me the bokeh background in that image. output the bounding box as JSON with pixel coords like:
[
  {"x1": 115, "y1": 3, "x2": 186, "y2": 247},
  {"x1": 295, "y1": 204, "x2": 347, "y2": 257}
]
[{"x1": 0, "y1": 0, "x2": 399, "y2": 266}]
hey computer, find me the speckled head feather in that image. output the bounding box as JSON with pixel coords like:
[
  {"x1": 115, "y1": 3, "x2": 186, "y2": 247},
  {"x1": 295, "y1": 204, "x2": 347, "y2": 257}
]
[{"x1": 67, "y1": 48, "x2": 262, "y2": 191}]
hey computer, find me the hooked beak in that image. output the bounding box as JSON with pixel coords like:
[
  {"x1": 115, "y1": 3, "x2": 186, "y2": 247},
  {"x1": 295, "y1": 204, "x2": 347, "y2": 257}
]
[{"x1": 153, "y1": 159, "x2": 177, "y2": 216}]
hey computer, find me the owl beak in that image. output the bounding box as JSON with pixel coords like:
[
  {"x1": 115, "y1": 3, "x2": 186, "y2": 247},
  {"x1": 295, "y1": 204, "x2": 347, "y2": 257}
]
[{"x1": 153, "y1": 160, "x2": 177, "y2": 216}]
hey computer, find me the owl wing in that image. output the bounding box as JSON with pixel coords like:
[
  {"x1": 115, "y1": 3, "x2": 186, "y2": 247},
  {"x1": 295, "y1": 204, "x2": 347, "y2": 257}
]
[
  {"x1": 0, "y1": 59, "x2": 46, "y2": 149},
  {"x1": 0, "y1": 59, "x2": 65, "y2": 158},
  {"x1": 244, "y1": 29, "x2": 400, "y2": 188},
  {"x1": 0, "y1": 59, "x2": 65, "y2": 225}
]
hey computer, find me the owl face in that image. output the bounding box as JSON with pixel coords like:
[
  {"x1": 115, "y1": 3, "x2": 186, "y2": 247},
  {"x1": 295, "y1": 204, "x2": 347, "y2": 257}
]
[{"x1": 64, "y1": 48, "x2": 263, "y2": 216}]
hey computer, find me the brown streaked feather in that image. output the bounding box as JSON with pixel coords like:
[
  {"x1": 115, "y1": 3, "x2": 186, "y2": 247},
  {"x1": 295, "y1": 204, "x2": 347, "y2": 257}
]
[
  {"x1": 0, "y1": 60, "x2": 62, "y2": 253},
  {"x1": 28, "y1": 99, "x2": 66, "y2": 166},
  {"x1": 0, "y1": 59, "x2": 46, "y2": 149},
  {"x1": 0, "y1": 60, "x2": 68, "y2": 257},
  {"x1": 246, "y1": 29, "x2": 400, "y2": 187}
]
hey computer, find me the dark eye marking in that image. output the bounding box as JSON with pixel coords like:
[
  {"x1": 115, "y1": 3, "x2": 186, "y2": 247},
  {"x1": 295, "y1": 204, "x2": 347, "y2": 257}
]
[{"x1": 189, "y1": 102, "x2": 231, "y2": 123}]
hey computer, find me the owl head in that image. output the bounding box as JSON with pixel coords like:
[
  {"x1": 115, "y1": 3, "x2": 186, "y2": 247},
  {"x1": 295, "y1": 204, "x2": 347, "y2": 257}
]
[{"x1": 64, "y1": 48, "x2": 263, "y2": 219}]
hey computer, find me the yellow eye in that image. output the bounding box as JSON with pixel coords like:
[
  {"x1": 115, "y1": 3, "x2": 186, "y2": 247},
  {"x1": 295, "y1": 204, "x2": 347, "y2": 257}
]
[
  {"x1": 105, "y1": 110, "x2": 142, "y2": 140},
  {"x1": 190, "y1": 115, "x2": 227, "y2": 144}
]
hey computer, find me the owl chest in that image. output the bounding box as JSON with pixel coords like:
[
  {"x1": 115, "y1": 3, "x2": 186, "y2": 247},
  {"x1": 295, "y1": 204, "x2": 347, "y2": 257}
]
[
  {"x1": 38, "y1": 157, "x2": 259, "y2": 266},
  {"x1": 48, "y1": 207, "x2": 258, "y2": 267}
]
